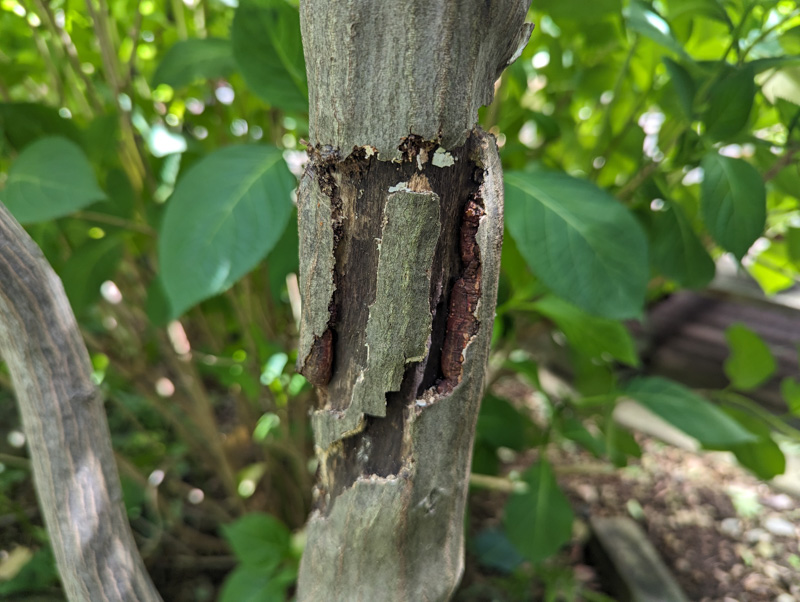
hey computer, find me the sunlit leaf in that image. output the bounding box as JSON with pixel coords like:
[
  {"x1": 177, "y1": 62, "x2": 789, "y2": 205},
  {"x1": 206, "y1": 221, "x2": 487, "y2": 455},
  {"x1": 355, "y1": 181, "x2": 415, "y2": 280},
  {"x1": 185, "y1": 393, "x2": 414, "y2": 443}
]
[
  {"x1": 505, "y1": 170, "x2": 649, "y2": 320},
  {"x1": 623, "y1": 377, "x2": 758, "y2": 448},
  {"x1": 533, "y1": 295, "x2": 639, "y2": 366},
  {"x1": 724, "y1": 324, "x2": 776, "y2": 390},
  {"x1": 624, "y1": 1, "x2": 692, "y2": 61},
  {"x1": 3, "y1": 136, "x2": 106, "y2": 223},
  {"x1": 159, "y1": 144, "x2": 294, "y2": 318}
]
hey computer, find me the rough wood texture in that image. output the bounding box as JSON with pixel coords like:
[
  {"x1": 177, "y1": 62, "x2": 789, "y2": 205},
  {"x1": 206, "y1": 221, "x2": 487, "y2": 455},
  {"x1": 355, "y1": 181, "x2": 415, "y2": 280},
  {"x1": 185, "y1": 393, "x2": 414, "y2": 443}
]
[
  {"x1": 300, "y1": 0, "x2": 533, "y2": 160},
  {"x1": 0, "y1": 203, "x2": 162, "y2": 602},
  {"x1": 297, "y1": 131, "x2": 507, "y2": 600},
  {"x1": 296, "y1": 3, "x2": 530, "y2": 598}
]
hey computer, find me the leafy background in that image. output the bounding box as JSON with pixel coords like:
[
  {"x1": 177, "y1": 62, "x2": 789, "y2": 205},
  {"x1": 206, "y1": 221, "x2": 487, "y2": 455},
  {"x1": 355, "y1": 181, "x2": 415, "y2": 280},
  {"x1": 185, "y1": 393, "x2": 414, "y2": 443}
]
[{"x1": 1, "y1": 0, "x2": 799, "y2": 599}]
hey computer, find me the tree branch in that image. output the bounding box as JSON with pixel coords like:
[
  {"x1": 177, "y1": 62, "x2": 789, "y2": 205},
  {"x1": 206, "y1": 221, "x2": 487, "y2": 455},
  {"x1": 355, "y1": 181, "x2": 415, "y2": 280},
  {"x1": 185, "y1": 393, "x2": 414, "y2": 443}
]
[{"x1": 0, "y1": 202, "x2": 161, "y2": 602}]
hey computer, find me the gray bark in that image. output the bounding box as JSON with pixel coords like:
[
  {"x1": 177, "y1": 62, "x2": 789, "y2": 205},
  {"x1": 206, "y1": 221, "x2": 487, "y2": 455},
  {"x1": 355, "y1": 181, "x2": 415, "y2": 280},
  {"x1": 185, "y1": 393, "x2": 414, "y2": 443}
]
[
  {"x1": 0, "y1": 203, "x2": 162, "y2": 602},
  {"x1": 296, "y1": 2, "x2": 532, "y2": 599}
]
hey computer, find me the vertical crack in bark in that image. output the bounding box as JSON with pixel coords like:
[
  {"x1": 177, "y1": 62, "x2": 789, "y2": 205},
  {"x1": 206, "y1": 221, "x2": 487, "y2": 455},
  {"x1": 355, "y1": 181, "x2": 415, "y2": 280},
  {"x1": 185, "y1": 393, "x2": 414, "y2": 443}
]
[
  {"x1": 437, "y1": 197, "x2": 484, "y2": 393},
  {"x1": 298, "y1": 133, "x2": 489, "y2": 504}
]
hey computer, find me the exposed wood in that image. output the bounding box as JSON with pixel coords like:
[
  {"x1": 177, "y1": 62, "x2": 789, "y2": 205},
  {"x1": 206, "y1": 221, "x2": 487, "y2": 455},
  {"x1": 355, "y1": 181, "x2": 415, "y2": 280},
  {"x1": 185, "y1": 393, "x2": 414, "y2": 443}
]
[
  {"x1": 0, "y1": 202, "x2": 162, "y2": 602},
  {"x1": 296, "y1": 130, "x2": 508, "y2": 600}
]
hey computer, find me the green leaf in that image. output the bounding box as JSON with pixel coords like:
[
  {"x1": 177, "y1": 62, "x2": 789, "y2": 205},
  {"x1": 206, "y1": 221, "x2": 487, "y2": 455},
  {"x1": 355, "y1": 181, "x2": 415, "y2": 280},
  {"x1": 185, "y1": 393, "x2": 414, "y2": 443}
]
[
  {"x1": 477, "y1": 395, "x2": 535, "y2": 451},
  {"x1": 787, "y1": 226, "x2": 800, "y2": 265},
  {"x1": 231, "y1": 0, "x2": 308, "y2": 112},
  {"x1": 663, "y1": 57, "x2": 696, "y2": 120},
  {"x1": 152, "y1": 38, "x2": 236, "y2": 88},
  {"x1": 780, "y1": 377, "x2": 800, "y2": 416},
  {"x1": 504, "y1": 170, "x2": 649, "y2": 320},
  {"x1": 0, "y1": 102, "x2": 82, "y2": 150},
  {"x1": 0, "y1": 547, "x2": 58, "y2": 596},
  {"x1": 724, "y1": 324, "x2": 776, "y2": 390},
  {"x1": 624, "y1": 1, "x2": 692, "y2": 61},
  {"x1": 158, "y1": 144, "x2": 294, "y2": 318},
  {"x1": 623, "y1": 377, "x2": 758, "y2": 449},
  {"x1": 221, "y1": 513, "x2": 291, "y2": 571},
  {"x1": 504, "y1": 459, "x2": 574, "y2": 564},
  {"x1": 219, "y1": 565, "x2": 295, "y2": 602},
  {"x1": 732, "y1": 437, "x2": 786, "y2": 480},
  {"x1": 60, "y1": 236, "x2": 125, "y2": 315},
  {"x1": 266, "y1": 209, "x2": 299, "y2": 302},
  {"x1": 644, "y1": 201, "x2": 715, "y2": 289},
  {"x1": 700, "y1": 153, "x2": 766, "y2": 260},
  {"x1": 557, "y1": 415, "x2": 605, "y2": 457},
  {"x1": 471, "y1": 529, "x2": 524, "y2": 574},
  {"x1": 760, "y1": 66, "x2": 800, "y2": 106},
  {"x1": 533, "y1": 295, "x2": 639, "y2": 366},
  {"x1": 703, "y1": 65, "x2": 755, "y2": 140},
  {"x1": 3, "y1": 137, "x2": 106, "y2": 224},
  {"x1": 535, "y1": 0, "x2": 621, "y2": 21},
  {"x1": 719, "y1": 403, "x2": 785, "y2": 480},
  {"x1": 747, "y1": 241, "x2": 795, "y2": 295}
]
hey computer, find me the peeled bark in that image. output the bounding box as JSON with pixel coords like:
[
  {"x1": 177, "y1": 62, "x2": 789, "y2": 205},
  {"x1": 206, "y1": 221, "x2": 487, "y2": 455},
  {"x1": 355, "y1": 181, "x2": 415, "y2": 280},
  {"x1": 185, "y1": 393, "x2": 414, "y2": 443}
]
[
  {"x1": 296, "y1": 3, "x2": 532, "y2": 599},
  {"x1": 0, "y1": 203, "x2": 162, "y2": 602}
]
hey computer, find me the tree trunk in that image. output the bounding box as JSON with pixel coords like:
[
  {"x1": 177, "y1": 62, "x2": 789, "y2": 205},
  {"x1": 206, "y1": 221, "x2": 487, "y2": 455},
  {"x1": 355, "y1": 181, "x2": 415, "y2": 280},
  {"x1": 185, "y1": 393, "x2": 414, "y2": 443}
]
[
  {"x1": 0, "y1": 203, "x2": 161, "y2": 602},
  {"x1": 295, "y1": 3, "x2": 532, "y2": 600}
]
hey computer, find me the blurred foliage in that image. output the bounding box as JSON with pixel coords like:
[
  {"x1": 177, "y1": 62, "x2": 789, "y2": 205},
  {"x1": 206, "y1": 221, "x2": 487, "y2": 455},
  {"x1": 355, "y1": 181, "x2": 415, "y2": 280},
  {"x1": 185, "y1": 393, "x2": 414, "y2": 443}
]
[{"x1": 1, "y1": 0, "x2": 800, "y2": 599}]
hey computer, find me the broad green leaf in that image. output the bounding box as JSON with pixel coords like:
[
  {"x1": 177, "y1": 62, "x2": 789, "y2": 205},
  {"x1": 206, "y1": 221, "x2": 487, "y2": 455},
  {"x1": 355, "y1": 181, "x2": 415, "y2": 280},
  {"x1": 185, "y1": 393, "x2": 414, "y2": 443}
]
[
  {"x1": 60, "y1": 236, "x2": 125, "y2": 315},
  {"x1": 477, "y1": 395, "x2": 536, "y2": 451},
  {"x1": 787, "y1": 226, "x2": 800, "y2": 265},
  {"x1": 218, "y1": 566, "x2": 295, "y2": 602},
  {"x1": 644, "y1": 201, "x2": 715, "y2": 289},
  {"x1": 700, "y1": 153, "x2": 766, "y2": 260},
  {"x1": 533, "y1": 295, "x2": 639, "y2": 366},
  {"x1": 3, "y1": 137, "x2": 106, "y2": 224},
  {"x1": 152, "y1": 38, "x2": 236, "y2": 88},
  {"x1": 731, "y1": 437, "x2": 786, "y2": 480},
  {"x1": 534, "y1": 0, "x2": 621, "y2": 21},
  {"x1": 607, "y1": 424, "x2": 641, "y2": 467},
  {"x1": 471, "y1": 529, "x2": 524, "y2": 574},
  {"x1": 747, "y1": 241, "x2": 795, "y2": 295},
  {"x1": 663, "y1": 57, "x2": 696, "y2": 120},
  {"x1": 221, "y1": 513, "x2": 291, "y2": 571},
  {"x1": 703, "y1": 65, "x2": 755, "y2": 140},
  {"x1": 780, "y1": 377, "x2": 800, "y2": 416},
  {"x1": 159, "y1": 144, "x2": 294, "y2": 318},
  {"x1": 760, "y1": 66, "x2": 800, "y2": 106},
  {"x1": 557, "y1": 415, "x2": 605, "y2": 457},
  {"x1": 504, "y1": 170, "x2": 649, "y2": 320},
  {"x1": 266, "y1": 209, "x2": 299, "y2": 302},
  {"x1": 231, "y1": 0, "x2": 308, "y2": 112},
  {"x1": 0, "y1": 103, "x2": 82, "y2": 150},
  {"x1": 624, "y1": 1, "x2": 692, "y2": 61},
  {"x1": 724, "y1": 324, "x2": 776, "y2": 390},
  {"x1": 503, "y1": 460, "x2": 574, "y2": 564},
  {"x1": 623, "y1": 377, "x2": 757, "y2": 448},
  {"x1": 145, "y1": 276, "x2": 172, "y2": 328},
  {"x1": 750, "y1": 56, "x2": 800, "y2": 74},
  {"x1": 720, "y1": 403, "x2": 785, "y2": 480}
]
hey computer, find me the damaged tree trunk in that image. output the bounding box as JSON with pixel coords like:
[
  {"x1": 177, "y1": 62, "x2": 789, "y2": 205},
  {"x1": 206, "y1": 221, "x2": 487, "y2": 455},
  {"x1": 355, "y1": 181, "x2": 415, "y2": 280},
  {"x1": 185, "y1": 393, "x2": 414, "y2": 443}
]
[{"x1": 296, "y1": 2, "x2": 532, "y2": 599}]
